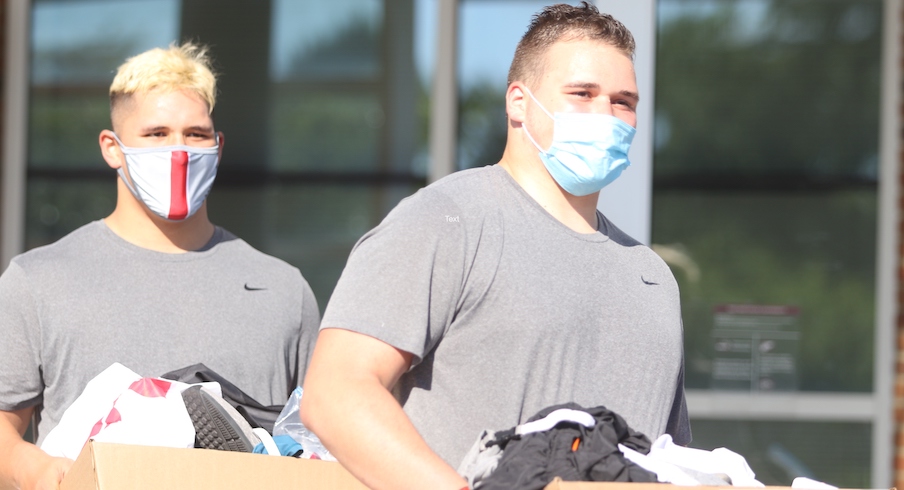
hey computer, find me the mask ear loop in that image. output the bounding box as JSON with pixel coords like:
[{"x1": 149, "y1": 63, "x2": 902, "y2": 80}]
[
  {"x1": 522, "y1": 86, "x2": 554, "y2": 119},
  {"x1": 520, "y1": 86, "x2": 555, "y2": 154},
  {"x1": 110, "y1": 133, "x2": 144, "y2": 201}
]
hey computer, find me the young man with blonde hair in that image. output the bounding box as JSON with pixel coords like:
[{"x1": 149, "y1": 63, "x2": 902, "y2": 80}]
[
  {"x1": 0, "y1": 43, "x2": 320, "y2": 489},
  {"x1": 301, "y1": 3, "x2": 690, "y2": 489}
]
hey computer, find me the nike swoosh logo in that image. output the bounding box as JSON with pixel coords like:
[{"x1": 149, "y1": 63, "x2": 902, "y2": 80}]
[
  {"x1": 244, "y1": 284, "x2": 267, "y2": 291},
  {"x1": 641, "y1": 276, "x2": 659, "y2": 285}
]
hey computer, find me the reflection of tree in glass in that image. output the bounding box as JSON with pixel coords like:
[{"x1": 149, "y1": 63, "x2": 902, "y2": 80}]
[
  {"x1": 655, "y1": 1, "x2": 880, "y2": 183},
  {"x1": 32, "y1": 38, "x2": 138, "y2": 84},
  {"x1": 457, "y1": 81, "x2": 507, "y2": 170},
  {"x1": 286, "y1": 16, "x2": 381, "y2": 78},
  {"x1": 27, "y1": 39, "x2": 138, "y2": 245},
  {"x1": 657, "y1": 191, "x2": 875, "y2": 393},
  {"x1": 653, "y1": 0, "x2": 881, "y2": 395},
  {"x1": 30, "y1": 38, "x2": 139, "y2": 168}
]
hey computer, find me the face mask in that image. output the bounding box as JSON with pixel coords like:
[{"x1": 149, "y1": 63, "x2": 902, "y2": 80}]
[
  {"x1": 522, "y1": 87, "x2": 636, "y2": 196},
  {"x1": 113, "y1": 134, "x2": 219, "y2": 221}
]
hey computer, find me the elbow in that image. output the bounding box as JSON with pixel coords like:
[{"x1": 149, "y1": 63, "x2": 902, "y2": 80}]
[
  {"x1": 298, "y1": 389, "x2": 319, "y2": 432},
  {"x1": 299, "y1": 379, "x2": 328, "y2": 436}
]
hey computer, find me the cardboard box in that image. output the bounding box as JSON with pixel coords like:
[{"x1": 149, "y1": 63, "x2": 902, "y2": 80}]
[
  {"x1": 60, "y1": 441, "x2": 369, "y2": 489},
  {"x1": 61, "y1": 441, "x2": 868, "y2": 490}
]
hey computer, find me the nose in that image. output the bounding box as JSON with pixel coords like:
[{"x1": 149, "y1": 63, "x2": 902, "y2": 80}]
[{"x1": 592, "y1": 95, "x2": 614, "y2": 116}]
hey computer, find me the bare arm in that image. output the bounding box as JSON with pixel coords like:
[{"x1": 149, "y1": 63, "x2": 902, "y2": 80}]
[
  {"x1": 301, "y1": 328, "x2": 467, "y2": 490},
  {"x1": 0, "y1": 407, "x2": 73, "y2": 490}
]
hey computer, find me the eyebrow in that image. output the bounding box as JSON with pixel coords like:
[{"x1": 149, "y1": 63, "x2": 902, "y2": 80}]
[
  {"x1": 562, "y1": 82, "x2": 640, "y2": 103},
  {"x1": 139, "y1": 125, "x2": 215, "y2": 134},
  {"x1": 619, "y1": 90, "x2": 641, "y2": 103}
]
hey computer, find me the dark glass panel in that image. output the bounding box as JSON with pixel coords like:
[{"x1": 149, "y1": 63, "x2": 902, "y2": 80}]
[{"x1": 690, "y1": 419, "x2": 871, "y2": 488}]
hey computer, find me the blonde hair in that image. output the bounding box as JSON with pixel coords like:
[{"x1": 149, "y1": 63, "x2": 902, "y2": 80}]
[{"x1": 110, "y1": 42, "x2": 217, "y2": 115}]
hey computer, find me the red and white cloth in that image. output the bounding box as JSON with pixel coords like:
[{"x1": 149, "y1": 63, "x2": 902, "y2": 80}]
[{"x1": 41, "y1": 362, "x2": 220, "y2": 460}]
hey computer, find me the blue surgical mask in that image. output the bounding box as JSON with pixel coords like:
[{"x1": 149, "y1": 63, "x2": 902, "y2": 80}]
[{"x1": 522, "y1": 87, "x2": 636, "y2": 196}]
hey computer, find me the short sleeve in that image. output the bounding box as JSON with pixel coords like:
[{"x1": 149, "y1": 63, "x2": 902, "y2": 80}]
[
  {"x1": 294, "y1": 278, "x2": 321, "y2": 389},
  {"x1": 0, "y1": 261, "x2": 45, "y2": 411},
  {"x1": 321, "y1": 189, "x2": 466, "y2": 365},
  {"x1": 665, "y1": 361, "x2": 692, "y2": 445}
]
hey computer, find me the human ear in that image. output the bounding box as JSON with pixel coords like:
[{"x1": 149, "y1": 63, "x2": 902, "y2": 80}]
[
  {"x1": 215, "y1": 131, "x2": 225, "y2": 166},
  {"x1": 99, "y1": 130, "x2": 124, "y2": 170},
  {"x1": 506, "y1": 82, "x2": 528, "y2": 124}
]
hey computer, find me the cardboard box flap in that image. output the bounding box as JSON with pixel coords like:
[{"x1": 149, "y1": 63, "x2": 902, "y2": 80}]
[
  {"x1": 61, "y1": 441, "x2": 368, "y2": 490},
  {"x1": 60, "y1": 440, "x2": 100, "y2": 490},
  {"x1": 541, "y1": 478, "x2": 882, "y2": 490},
  {"x1": 542, "y1": 481, "x2": 708, "y2": 490}
]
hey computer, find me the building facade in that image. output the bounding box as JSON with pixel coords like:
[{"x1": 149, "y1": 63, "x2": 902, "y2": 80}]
[{"x1": 1, "y1": 0, "x2": 900, "y2": 487}]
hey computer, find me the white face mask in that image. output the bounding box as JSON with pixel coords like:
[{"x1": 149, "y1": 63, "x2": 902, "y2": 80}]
[{"x1": 113, "y1": 134, "x2": 219, "y2": 221}]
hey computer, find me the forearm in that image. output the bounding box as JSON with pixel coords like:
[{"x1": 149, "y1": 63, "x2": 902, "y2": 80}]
[
  {"x1": 302, "y1": 375, "x2": 466, "y2": 490},
  {"x1": 0, "y1": 438, "x2": 50, "y2": 490},
  {"x1": 0, "y1": 411, "x2": 72, "y2": 490}
]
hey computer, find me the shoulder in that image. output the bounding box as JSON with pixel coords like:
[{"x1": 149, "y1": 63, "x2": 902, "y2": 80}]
[
  {"x1": 598, "y1": 213, "x2": 643, "y2": 248},
  {"x1": 418, "y1": 165, "x2": 501, "y2": 206},
  {"x1": 599, "y1": 213, "x2": 678, "y2": 284},
  {"x1": 383, "y1": 166, "x2": 502, "y2": 227},
  {"x1": 209, "y1": 228, "x2": 304, "y2": 280},
  {"x1": 9, "y1": 221, "x2": 107, "y2": 272},
  {"x1": 210, "y1": 228, "x2": 282, "y2": 264}
]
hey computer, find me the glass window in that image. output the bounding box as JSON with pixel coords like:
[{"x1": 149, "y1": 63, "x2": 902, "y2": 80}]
[
  {"x1": 269, "y1": 89, "x2": 383, "y2": 172},
  {"x1": 29, "y1": 0, "x2": 179, "y2": 169},
  {"x1": 653, "y1": 0, "x2": 882, "y2": 486},
  {"x1": 27, "y1": 0, "x2": 436, "y2": 308},
  {"x1": 654, "y1": 0, "x2": 881, "y2": 394},
  {"x1": 26, "y1": 0, "x2": 180, "y2": 247},
  {"x1": 270, "y1": 0, "x2": 382, "y2": 81},
  {"x1": 456, "y1": 0, "x2": 550, "y2": 170},
  {"x1": 691, "y1": 420, "x2": 871, "y2": 487}
]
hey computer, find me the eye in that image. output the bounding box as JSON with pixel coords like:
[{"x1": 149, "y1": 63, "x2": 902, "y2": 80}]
[
  {"x1": 188, "y1": 129, "x2": 215, "y2": 138},
  {"x1": 614, "y1": 99, "x2": 637, "y2": 111}
]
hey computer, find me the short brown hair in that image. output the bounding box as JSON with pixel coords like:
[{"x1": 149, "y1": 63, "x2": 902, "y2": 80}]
[{"x1": 507, "y1": 2, "x2": 635, "y2": 87}]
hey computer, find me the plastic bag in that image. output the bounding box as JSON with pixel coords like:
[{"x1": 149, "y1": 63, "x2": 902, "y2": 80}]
[{"x1": 273, "y1": 386, "x2": 335, "y2": 461}]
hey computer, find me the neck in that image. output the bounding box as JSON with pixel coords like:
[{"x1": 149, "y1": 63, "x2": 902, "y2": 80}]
[
  {"x1": 105, "y1": 179, "x2": 216, "y2": 253},
  {"x1": 498, "y1": 143, "x2": 600, "y2": 234}
]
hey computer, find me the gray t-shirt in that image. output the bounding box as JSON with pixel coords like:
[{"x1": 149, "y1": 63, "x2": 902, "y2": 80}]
[
  {"x1": 323, "y1": 165, "x2": 690, "y2": 466},
  {"x1": 0, "y1": 220, "x2": 320, "y2": 444}
]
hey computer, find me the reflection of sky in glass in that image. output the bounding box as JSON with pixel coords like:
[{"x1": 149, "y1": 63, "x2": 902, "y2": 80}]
[
  {"x1": 269, "y1": 0, "x2": 381, "y2": 81},
  {"x1": 458, "y1": 1, "x2": 549, "y2": 91},
  {"x1": 31, "y1": 0, "x2": 179, "y2": 84},
  {"x1": 658, "y1": 0, "x2": 878, "y2": 45},
  {"x1": 414, "y1": 0, "x2": 436, "y2": 87},
  {"x1": 659, "y1": 0, "x2": 769, "y2": 42}
]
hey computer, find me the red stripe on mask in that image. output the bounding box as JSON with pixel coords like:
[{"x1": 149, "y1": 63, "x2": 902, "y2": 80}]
[{"x1": 169, "y1": 151, "x2": 189, "y2": 219}]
